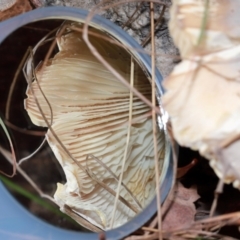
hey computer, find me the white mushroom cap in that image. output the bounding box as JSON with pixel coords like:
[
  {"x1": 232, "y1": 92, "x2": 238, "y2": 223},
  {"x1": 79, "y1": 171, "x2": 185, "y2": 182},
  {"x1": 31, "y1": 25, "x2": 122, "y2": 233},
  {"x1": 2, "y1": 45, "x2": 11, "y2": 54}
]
[{"x1": 162, "y1": 45, "x2": 240, "y2": 187}]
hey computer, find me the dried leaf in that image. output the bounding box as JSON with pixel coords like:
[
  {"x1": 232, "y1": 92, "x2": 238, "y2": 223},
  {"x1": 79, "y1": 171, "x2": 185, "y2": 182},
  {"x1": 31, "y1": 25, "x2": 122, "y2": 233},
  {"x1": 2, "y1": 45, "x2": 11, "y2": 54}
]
[{"x1": 162, "y1": 182, "x2": 200, "y2": 231}]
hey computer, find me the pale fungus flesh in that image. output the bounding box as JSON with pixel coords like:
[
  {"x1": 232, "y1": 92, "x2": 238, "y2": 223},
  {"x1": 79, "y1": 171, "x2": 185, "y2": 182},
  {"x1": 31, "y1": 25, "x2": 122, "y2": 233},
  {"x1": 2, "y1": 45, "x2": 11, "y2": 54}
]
[
  {"x1": 25, "y1": 24, "x2": 165, "y2": 230},
  {"x1": 164, "y1": 0, "x2": 240, "y2": 189}
]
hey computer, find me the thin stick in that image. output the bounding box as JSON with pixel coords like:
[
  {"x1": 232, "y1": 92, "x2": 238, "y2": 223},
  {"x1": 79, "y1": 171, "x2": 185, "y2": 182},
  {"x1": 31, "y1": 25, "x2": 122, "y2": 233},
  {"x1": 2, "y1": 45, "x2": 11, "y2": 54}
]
[
  {"x1": 17, "y1": 48, "x2": 54, "y2": 166},
  {"x1": 110, "y1": 57, "x2": 134, "y2": 228},
  {"x1": 0, "y1": 118, "x2": 16, "y2": 177},
  {"x1": 162, "y1": 212, "x2": 240, "y2": 236},
  {"x1": 209, "y1": 162, "x2": 227, "y2": 218},
  {"x1": 0, "y1": 146, "x2": 54, "y2": 203},
  {"x1": 85, "y1": 166, "x2": 138, "y2": 214},
  {"x1": 4, "y1": 120, "x2": 45, "y2": 136},
  {"x1": 5, "y1": 49, "x2": 30, "y2": 120},
  {"x1": 172, "y1": 229, "x2": 238, "y2": 240},
  {"x1": 40, "y1": 24, "x2": 68, "y2": 73},
  {"x1": 18, "y1": 138, "x2": 46, "y2": 165},
  {"x1": 64, "y1": 204, "x2": 102, "y2": 232},
  {"x1": 142, "y1": 227, "x2": 159, "y2": 233},
  {"x1": 122, "y1": 2, "x2": 144, "y2": 29},
  {"x1": 69, "y1": 25, "x2": 179, "y2": 60},
  {"x1": 82, "y1": 1, "x2": 163, "y2": 115},
  {"x1": 141, "y1": 5, "x2": 166, "y2": 47},
  {"x1": 125, "y1": 232, "x2": 158, "y2": 240},
  {"x1": 150, "y1": 2, "x2": 162, "y2": 240}
]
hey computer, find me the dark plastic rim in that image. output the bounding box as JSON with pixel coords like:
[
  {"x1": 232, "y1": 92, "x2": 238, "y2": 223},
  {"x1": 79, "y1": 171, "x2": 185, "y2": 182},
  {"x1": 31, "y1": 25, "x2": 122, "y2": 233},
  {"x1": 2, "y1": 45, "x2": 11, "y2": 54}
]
[{"x1": 0, "y1": 7, "x2": 173, "y2": 240}]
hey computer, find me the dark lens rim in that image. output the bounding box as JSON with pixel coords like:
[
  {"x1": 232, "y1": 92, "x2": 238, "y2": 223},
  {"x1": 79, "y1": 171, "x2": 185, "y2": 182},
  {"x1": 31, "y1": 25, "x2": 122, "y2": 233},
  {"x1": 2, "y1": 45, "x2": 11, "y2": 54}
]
[{"x1": 0, "y1": 6, "x2": 173, "y2": 240}]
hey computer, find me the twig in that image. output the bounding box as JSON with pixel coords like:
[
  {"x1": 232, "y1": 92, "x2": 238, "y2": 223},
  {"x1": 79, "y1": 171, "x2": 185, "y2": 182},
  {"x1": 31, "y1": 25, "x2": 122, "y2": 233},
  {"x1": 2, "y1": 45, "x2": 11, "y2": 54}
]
[
  {"x1": 4, "y1": 120, "x2": 45, "y2": 136},
  {"x1": 0, "y1": 118, "x2": 16, "y2": 177},
  {"x1": 0, "y1": 146, "x2": 54, "y2": 202},
  {"x1": 63, "y1": 204, "x2": 102, "y2": 232},
  {"x1": 141, "y1": 5, "x2": 166, "y2": 47},
  {"x1": 85, "y1": 166, "x2": 139, "y2": 214},
  {"x1": 122, "y1": 2, "x2": 144, "y2": 29},
  {"x1": 18, "y1": 138, "x2": 46, "y2": 165},
  {"x1": 150, "y1": 2, "x2": 162, "y2": 240},
  {"x1": 209, "y1": 177, "x2": 224, "y2": 218},
  {"x1": 82, "y1": 0, "x2": 169, "y2": 115},
  {"x1": 5, "y1": 49, "x2": 30, "y2": 120},
  {"x1": 70, "y1": 25, "x2": 179, "y2": 60},
  {"x1": 110, "y1": 57, "x2": 134, "y2": 228}
]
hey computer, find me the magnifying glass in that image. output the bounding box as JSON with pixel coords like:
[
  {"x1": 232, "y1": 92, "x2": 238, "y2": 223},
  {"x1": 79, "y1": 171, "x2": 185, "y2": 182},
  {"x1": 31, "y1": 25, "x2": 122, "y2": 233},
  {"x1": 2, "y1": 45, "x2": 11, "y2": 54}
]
[{"x1": 0, "y1": 7, "x2": 173, "y2": 240}]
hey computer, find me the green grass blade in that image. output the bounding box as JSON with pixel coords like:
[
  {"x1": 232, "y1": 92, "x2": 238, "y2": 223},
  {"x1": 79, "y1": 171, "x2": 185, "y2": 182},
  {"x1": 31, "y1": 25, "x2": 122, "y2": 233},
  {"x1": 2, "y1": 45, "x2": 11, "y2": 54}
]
[{"x1": 197, "y1": 0, "x2": 209, "y2": 46}]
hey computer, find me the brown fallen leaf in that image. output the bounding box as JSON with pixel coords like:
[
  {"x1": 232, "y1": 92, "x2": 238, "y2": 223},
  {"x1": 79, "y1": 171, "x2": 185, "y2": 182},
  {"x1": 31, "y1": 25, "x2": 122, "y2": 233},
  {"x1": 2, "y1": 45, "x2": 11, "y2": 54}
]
[
  {"x1": 162, "y1": 182, "x2": 200, "y2": 231},
  {"x1": 0, "y1": 0, "x2": 32, "y2": 21}
]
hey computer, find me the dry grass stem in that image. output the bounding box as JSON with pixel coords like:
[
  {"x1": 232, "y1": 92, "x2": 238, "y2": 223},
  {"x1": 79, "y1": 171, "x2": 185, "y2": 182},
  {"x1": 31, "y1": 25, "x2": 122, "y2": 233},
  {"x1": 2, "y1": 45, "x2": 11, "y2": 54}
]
[
  {"x1": 63, "y1": 204, "x2": 102, "y2": 232},
  {"x1": 82, "y1": 0, "x2": 170, "y2": 114},
  {"x1": 110, "y1": 57, "x2": 134, "y2": 228},
  {"x1": 69, "y1": 25, "x2": 179, "y2": 60},
  {"x1": 141, "y1": 4, "x2": 166, "y2": 47},
  {"x1": 0, "y1": 118, "x2": 17, "y2": 177},
  {"x1": 18, "y1": 138, "x2": 47, "y2": 165},
  {"x1": 150, "y1": 2, "x2": 162, "y2": 240},
  {"x1": 0, "y1": 146, "x2": 54, "y2": 202},
  {"x1": 122, "y1": 2, "x2": 144, "y2": 29},
  {"x1": 5, "y1": 49, "x2": 30, "y2": 120},
  {"x1": 4, "y1": 120, "x2": 45, "y2": 136}
]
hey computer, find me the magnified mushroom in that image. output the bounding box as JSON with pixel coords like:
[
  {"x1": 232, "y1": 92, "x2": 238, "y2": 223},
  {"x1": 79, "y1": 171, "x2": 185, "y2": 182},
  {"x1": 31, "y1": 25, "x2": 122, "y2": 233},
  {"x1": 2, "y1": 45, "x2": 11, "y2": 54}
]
[{"x1": 24, "y1": 23, "x2": 165, "y2": 230}]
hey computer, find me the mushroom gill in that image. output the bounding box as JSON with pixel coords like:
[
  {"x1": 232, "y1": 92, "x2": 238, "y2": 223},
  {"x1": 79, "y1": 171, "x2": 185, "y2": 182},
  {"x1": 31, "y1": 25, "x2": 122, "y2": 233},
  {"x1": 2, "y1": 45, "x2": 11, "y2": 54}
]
[{"x1": 24, "y1": 23, "x2": 165, "y2": 230}]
